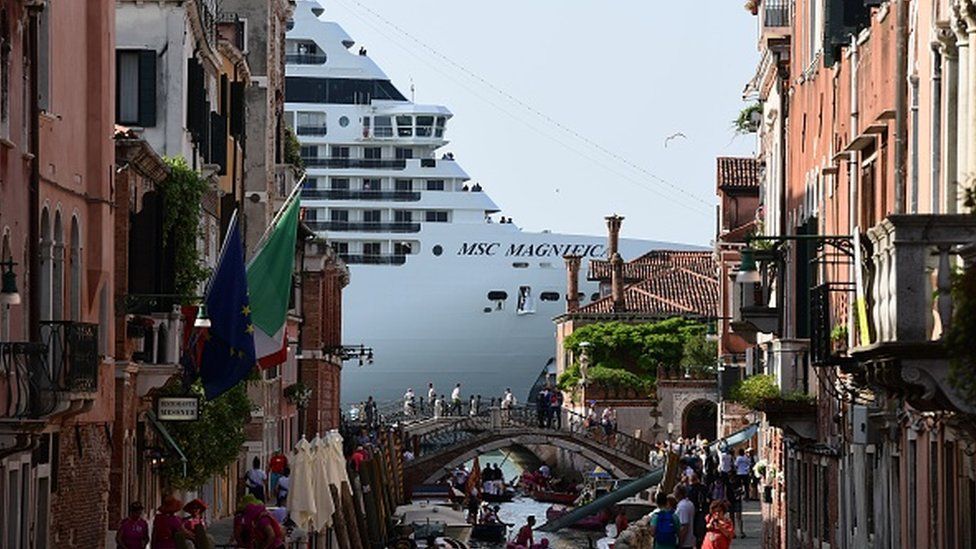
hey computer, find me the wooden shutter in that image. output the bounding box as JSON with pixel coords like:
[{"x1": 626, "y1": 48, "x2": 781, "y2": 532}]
[
  {"x1": 229, "y1": 81, "x2": 245, "y2": 138},
  {"x1": 137, "y1": 51, "x2": 157, "y2": 127},
  {"x1": 210, "y1": 111, "x2": 228, "y2": 175}
]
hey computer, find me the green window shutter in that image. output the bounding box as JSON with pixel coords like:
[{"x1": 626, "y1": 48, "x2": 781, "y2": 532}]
[{"x1": 137, "y1": 50, "x2": 157, "y2": 127}]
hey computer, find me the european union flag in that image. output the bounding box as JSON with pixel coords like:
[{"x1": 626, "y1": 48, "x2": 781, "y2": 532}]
[{"x1": 198, "y1": 214, "x2": 256, "y2": 400}]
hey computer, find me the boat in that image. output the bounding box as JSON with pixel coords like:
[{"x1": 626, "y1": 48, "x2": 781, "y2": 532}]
[
  {"x1": 470, "y1": 522, "x2": 508, "y2": 543},
  {"x1": 285, "y1": 1, "x2": 696, "y2": 403},
  {"x1": 482, "y1": 487, "x2": 516, "y2": 503},
  {"x1": 394, "y1": 502, "x2": 473, "y2": 544},
  {"x1": 530, "y1": 488, "x2": 579, "y2": 505},
  {"x1": 544, "y1": 504, "x2": 611, "y2": 531}
]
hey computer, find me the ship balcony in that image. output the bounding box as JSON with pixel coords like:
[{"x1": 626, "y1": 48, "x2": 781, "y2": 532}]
[
  {"x1": 338, "y1": 253, "x2": 407, "y2": 266},
  {"x1": 285, "y1": 53, "x2": 327, "y2": 65},
  {"x1": 850, "y1": 214, "x2": 976, "y2": 415},
  {"x1": 302, "y1": 158, "x2": 408, "y2": 170},
  {"x1": 302, "y1": 157, "x2": 469, "y2": 179},
  {"x1": 296, "y1": 124, "x2": 329, "y2": 136},
  {"x1": 306, "y1": 220, "x2": 421, "y2": 233},
  {"x1": 301, "y1": 189, "x2": 421, "y2": 202}
]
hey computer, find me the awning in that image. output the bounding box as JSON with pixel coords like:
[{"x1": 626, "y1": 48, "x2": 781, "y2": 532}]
[{"x1": 146, "y1": 410, "x2": 188, "y2": 477}]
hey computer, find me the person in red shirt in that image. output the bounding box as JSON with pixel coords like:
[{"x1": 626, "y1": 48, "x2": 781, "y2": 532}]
[
  {"x1": 182, "y1": 499, "x2": 208, "y2": 533},
  {"x1": 514, "y1": 515, "x2": 535, "y2": 547},
  {"x1": 268, "y1": 450, "x2": 288, "y2": 493},
  {"x1": 350, "y1": 445, "x2": 367, "y2": 471},
  {"x1": 116, "y1": 501, "x2": 149, "y2": 549},
  {"x1": 150, "y1": 496, "x2": 195, "y2": 549}
]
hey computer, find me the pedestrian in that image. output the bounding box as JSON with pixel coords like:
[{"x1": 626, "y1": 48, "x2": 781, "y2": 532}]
[
  {"x1": 451, "y1": 383, "x2": 462, "y2": 415},
  {"x1": 747, "y1": 448, "x2": 759, "y2": 500},
  {"x1": 614, "y1": 509, "x2": 629, "y2": 537},
  {"x1": 515, "y1": 515, "x2": 536, "y2": 547},
  {"x1": 434, "y1": 394, "x2": 444, "y2": 418},
  {"x1": 275, "y1": 467, "x2": 291, "y2": 507},
  {"x1": 268, "y1": 449, "x2": 288, "y2": 494},
  {"x1": 364, "y1": 396, "x2": 378, "y2": 426},
  {"x1": 475, "y1": 394, "x2": 482, "y2": 415},
  {"x1": 702, "y1": 500, "x2": 734, "y2": 549},
  {"x1": 242, "y1": 503, "x2": 286, "y2": 549},
  {"x1": 686, "y1": 473, "x2": 711, "y2": 548},
  {"x1": 648, "y1": 492, "x2": 680, "y2": 548},
  {"x1": 727, "y1": 475, "x2": 745, "y2": 537},
  {"x1": 427, "y1": 382, "x2": 436, "y2": 412},
  {"x1": 552, "y1": 390, "x2": 564, "y2": 429},
  {"x1": 350, "y1": 445, "x2": 367, "y2": 471},
  {"x1": 403, "y1": 388, "x2": 416, "y2": 416},
  {"x1": 244, "y1": 457, "x2": 268, "y2": 502},
  {"x1": 536, "y1": 387, "x2": 549, "y2": 427},
  {"x1": 182, "y1": 498, "x2": 208, "y2": 532},
  {"x1": 718, "y1": 445, "x2": 733, "y2": 482},
  {"x1": 734, "y1": 449, "x2": 751, "y2": 496},
  {"x1": 469, "y1": 394, "x2": 477, "y2": 416},
  {"x1": 116, "y1": 501, "x2": 150, "y2": 549},
  {"x1": 673, "y1": 484, "x2": 696, "y2": 549},
  {"x1": 151, "y1": 496, "x2": 195, "y2": 548}
]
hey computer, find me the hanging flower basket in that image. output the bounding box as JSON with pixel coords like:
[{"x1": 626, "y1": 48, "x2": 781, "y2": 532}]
[{"x1": 284, "y1": 381, "x2": 313, "y2": 408}]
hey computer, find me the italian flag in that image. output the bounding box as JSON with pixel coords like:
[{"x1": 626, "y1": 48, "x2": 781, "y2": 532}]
[{"x1": 247, "y1": 196, "x2": 300, "y2": 368}]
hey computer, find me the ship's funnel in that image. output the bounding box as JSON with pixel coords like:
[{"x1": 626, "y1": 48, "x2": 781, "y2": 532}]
[{"x1": 564, "y1": 255, "x2": 581, "y2": 313}]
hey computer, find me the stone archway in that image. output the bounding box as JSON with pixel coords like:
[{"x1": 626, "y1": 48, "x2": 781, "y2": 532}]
[{"x1": 682, "y1": 399, "x2": 718, "y2": 440}]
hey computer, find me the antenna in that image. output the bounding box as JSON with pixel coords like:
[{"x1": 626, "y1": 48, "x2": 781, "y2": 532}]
[{"x1": 410, "y1": 77, "x2": 415, "y2": 102}]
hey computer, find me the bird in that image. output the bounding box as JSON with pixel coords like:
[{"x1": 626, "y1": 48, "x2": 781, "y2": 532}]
[{"x1": 664, "y1": 132, "x2": 687, "y2": 148}]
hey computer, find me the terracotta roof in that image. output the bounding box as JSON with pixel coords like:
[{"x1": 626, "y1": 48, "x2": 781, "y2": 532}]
[
  {"x1": 716, "y1": 157, "x2": 760, "y2": 189},
  {"x1": 579, "y1": 262, "x2": 718, "y2": 318},
  {"x1": 719, "y1": 219, "x2": 759, "y2": 244},
  {"x1": 588, "y1": 250, "x2": 714, "y2": 281}
]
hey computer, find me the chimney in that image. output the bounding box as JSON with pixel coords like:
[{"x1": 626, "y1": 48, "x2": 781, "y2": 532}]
[
  {"x1": 564, "y1": 255, "x2": 581, "y2": 313},
  {"x1": 606, "y1": 215, "x2": 625, "y2": 312}
]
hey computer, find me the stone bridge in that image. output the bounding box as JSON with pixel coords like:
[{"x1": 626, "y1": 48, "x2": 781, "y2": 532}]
[{"x1": 397, "y1": 406, "x2": 655, "y2": 486}]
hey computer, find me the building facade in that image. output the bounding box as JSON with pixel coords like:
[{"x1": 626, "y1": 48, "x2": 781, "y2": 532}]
[{"x1": 730, "y1": 1, "x2": 976, "y2": 547}]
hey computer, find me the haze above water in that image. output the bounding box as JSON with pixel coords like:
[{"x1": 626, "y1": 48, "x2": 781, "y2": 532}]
[{"x1": 322, "y1": 0, "x2": 759, "y2": 246}]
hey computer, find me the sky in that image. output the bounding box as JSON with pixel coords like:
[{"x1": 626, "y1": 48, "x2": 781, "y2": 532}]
[{"x1": 320, "y1": 0, "x2": 760, "y2": 246}]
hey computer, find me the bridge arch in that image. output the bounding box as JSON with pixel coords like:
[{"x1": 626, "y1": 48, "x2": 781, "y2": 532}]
[{"x1": 419, "y1": 432, "x2": 633, "y2": 483}]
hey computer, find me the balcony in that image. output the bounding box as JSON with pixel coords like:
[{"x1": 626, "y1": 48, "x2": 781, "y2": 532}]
[
  {"x1": 302, "y1": 157, "x2": 407, "y2": 170},
  {"x1": 0, "y1": 342, "x2": 48, "y2": 419},
  {"x1": 305, "y1": 221, "x2": 421, "y2": 233},
  {"x1": 338, "y1": 254, "x2": 407, "y2": 266},
  {"x1": 731, "y1": 249, "x2": 780, "y2": 337},
  {"x1": 851, "y1": 214, "x2": 976, "y2": 414},
  {"x1": 285, "y1": 53, "x2": 327, "y2": 65},
  {"x1": 301, "y1": 189, "x2": 421, "y2": 202},
  {"x1": 41, "y1": 321, "x2": 99, "y2": 395}
]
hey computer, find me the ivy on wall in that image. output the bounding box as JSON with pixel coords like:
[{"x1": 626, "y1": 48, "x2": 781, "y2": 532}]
[{"x1": 161, "y1": 157, "x2": 211, "y2": 297}]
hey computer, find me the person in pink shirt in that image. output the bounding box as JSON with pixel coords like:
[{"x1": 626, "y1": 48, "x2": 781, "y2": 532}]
[
  {"x1": 182, "y1": 498, "x2": 208, "y2": 533},
  {"x1": 151, "y1": 496, "x2": 195, "y2": 549},
  {"x1": 116, "y1": 501, "x2": 150, "y2": 549}
]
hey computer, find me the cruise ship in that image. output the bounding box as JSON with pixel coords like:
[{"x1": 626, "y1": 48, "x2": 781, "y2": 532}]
[{"x1": 285, "y1": 1, "x2": 695, "y2": 403}]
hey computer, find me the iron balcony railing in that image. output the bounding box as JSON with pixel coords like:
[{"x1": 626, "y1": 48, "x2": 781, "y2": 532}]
[
  {"x1": 338, "y1": 254, "x2": 407, "y2": 266},
  {"x1": 301, "y1": 157, "x2": 408, "y2": 170},
  {"x1": 763, "y1": 0, "x2": 792, "y2": 27},
  {"x1": 285, "y1": 53, "x2": 327, "y2": 65},
  {"x1": 41, "y1": 321, "x2": 99, "y2": 394},
  {"x1": 0, "y1": 342, "x2": 48, "y2": 418},
  {"x1": 305, "y1": 221, "x2": 421, "y2": 233},
  {"x1": 301, "y1": 189, "x2": 421, "y2": 201}
]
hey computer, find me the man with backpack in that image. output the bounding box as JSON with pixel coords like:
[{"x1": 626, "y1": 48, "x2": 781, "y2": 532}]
[{"x1": 649, "y1": 491, "x2": 681, "y2": 548}]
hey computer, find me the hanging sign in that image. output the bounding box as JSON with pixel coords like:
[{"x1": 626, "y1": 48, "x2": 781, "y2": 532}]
[{"x1": 156, "y1": 397, "x2": 200, "y2": 421}]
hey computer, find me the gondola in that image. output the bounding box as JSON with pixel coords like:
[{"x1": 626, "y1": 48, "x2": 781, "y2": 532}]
[{"x1": 470, "y1": 522, "x2": 508, "y2": 542}]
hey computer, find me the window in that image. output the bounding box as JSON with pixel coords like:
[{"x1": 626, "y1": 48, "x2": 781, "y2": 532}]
[
  {"x1": 395, "y1": 147, "x2": 413, "y2": 160},
  {"x1": 363, "y1": 242, "x2": 381, "y2": 255},
  {"x1": 374, "y1": 116, "x2": 393, "y2": 137},
  {"x1": 284, "y1": 77, "x2": 407, "y2": 104},
  {"x1": 512, "y1": 262, "x2": 529, "y2": 268},
  {"x1": 300, "y1": 145, "x2": 318, "y2": 160},
  {"x1": 330, "y1": 210, "x2": 349, "y2": 222},
  {"x1": 394, "y1": 210, "x2": 413, "y2": 222},
  {"x1": 395, "y1": 179, "x2": 413, "y2": 191},
  {"x1": 539, "y1": 292, "x2": 560, "y2": 302},
  {"x1": 364, "y1": 147, "x2": 381, "y2": 159},
  {"x1": 488, "y1": 290, "x2": 507, "y2": 310},
  {"x1": 331, "y1": 178, "x2": 349, "y2": 190},
  {"x1": 396, "y1": 115, "x2": 413, "y2": 137},
  {"x1": 416, "y1": 115, "x2": 434, "y2": 137},
  {"x1": 425, "y1": 210, "x2": 448, "y2": 223},
  {"x1": 330, "y1": 145, "x2": 349, "y2": 158},
  {"x1": 332, "y1": 241, "x2": 348, "y2": 255},
  {"x1": 590, "y1": 292, "x2": 600, "y2": 301},
  {"x1": 116, "y1": 50, "x2": 157, "y2": 126},
  {"x1": 296, "y1": 111, "x2": 327, "y2": 135},
  {"x1": 435, "y1": 116, "x2": 446, "y2": 138},
  {"x1": 362, "y1": 178, "x2": 381, "y2": 191},
  {"x1": 426, "y1": 179, "x2": 445, "y2": 191},
  {"x1": 517, "y1": 286, "x2": 535, "y2": 314},
  {"x1": 393, "y1": 242, "x2": 412, "y2": 255},
  {"x1": 304, "y1": 209, "x2": 318, "y2": 220},
  {"x1": 363, "y1": 210, "x2": 381, "y2": 223}
]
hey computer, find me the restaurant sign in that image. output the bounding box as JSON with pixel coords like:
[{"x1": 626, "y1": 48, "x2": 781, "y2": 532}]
[{"x1": 156, "y1": 397, "x2": 200, "y2": 421}]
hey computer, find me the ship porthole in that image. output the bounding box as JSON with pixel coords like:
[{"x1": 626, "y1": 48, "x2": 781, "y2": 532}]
[
  {"x1": 432, "y1": 244, "x2": 443, "y2": 256},
  {"x1": 339, "y1": 115, "x2": 350, "y2": 127}
]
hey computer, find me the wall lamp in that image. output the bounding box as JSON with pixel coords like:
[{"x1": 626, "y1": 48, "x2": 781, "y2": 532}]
[{"x1": 0, "y1": 259, "x2": 21, "y2": 306}]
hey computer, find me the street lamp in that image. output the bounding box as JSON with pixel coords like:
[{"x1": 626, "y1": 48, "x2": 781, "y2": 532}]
[
  {"x1": 735, "y1": 248, "x2": 761, "y2": 284},
  {"x1": 194, "y1": 305, "x2": 211, "y2": 328},
  {"x1": 0, "y1": 259, "x2": 21, "y2": 306}
]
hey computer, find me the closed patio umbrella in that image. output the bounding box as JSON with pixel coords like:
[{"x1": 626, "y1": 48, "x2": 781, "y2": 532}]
[
  {"x1": 311, "y1": 435, "x2": 337, "y2": 532},
  {"x1": 287, "y1": 437, "x2": 316, "y2": 530}
]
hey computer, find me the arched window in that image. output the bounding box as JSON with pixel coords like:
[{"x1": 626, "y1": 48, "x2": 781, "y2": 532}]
[
  {"x1": 51, "y1": 211, "x2": 64, "y2": 321},
  {"x1": 39, "y1": 208, "x2": 52, "y2": 320},
  {"x1": 0, "y1": 9, "x2": 9, "y2": 139},
  {"x1": 69, "y1": 217, "x2": 81, "y2": 321}
]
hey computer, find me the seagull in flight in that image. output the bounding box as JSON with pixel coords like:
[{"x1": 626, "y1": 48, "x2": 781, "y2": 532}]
[{"x1": 664, "y1": 132, "x2": 687, "y2": 148}]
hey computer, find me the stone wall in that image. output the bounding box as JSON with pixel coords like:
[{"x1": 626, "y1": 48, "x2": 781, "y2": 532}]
[{"x1": 51, "y1": 422, "x2": 112, "y2": 548}]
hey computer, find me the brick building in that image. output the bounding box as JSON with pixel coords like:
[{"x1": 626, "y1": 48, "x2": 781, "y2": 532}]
[{"x1": 729, "y1": 1, "x2": 976, "y2": 546}]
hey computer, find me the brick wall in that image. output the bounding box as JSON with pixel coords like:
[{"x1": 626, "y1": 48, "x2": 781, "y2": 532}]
[{"x1": 51, "y1": 422, "x2": 112, "y2": 548}]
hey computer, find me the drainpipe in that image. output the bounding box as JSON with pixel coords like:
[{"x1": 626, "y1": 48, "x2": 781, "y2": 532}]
[
  {"x1": 932, "y1": 44, "x2": 942, "y2": 214},
  {"x1": 27, "y1": 5, "x2": 40, "y2": 342},
  {"x1": 894, "y1": 0, "x2": 909, "y2": 214},
  {"x1": 849, "y1": 36, "x2": 859, "y2": 233}
]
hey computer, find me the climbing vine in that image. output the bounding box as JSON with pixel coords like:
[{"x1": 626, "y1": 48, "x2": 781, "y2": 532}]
[
  {"x1": 948, "y1": 185, "x2": 976, "y2": 404},
  {"x1": 161, "y1": 157, "x2": 211, "y2": 297},
  {"x1": 563, "y1": 318, "x2": 707, "y2": 375},
  {"x1": 157, "y1": 381, "x2": 253, "y2": 490},
  {"x1": 284, "y1": 126, "x2": 305, "y2": 179}
]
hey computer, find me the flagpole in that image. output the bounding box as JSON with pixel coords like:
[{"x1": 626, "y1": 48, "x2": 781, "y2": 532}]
[
  {"x1": 249, "y1": 173, "x2": 306, "y2": 262},
  {"x1": 203, "y1": 209, "x2": 240, "y2": 301}
]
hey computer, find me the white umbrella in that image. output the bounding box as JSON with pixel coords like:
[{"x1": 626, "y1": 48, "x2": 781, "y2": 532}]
[
  {"x1": 311, "y1": 435, "x2": 337, "y2": 531},
  {"x1": 287, "y1": 437, "x2": 316, "y2": 530},
  {"x1": 325, "y1": 431, "x2": 350, "y2": 487}
]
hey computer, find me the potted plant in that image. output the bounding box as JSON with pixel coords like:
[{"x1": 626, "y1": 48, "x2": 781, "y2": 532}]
[
  {"x1": 284, "y1": 381, "x2": 313, "y2": 409},
  {"x1": 745, "y1": 0, "x2": 759, "y2": 15},
  {"x1": 830, "y1": 324, "x2": 848, "y2": 354}
]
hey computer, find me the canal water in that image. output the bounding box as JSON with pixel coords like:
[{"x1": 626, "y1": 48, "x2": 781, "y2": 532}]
[{"x1": 466, "y1": 451, "x2": 609, "y2": 549}]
